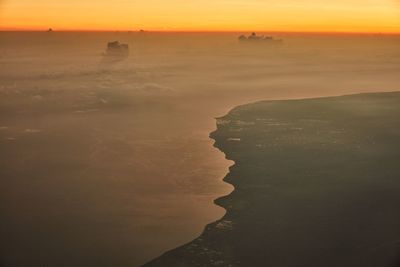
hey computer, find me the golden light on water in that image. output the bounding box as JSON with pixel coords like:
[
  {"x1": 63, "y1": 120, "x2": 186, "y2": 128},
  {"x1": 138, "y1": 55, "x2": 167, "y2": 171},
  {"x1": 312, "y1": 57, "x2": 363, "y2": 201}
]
[{"x1": 0, "y1": 0, "x2": 399, "y2": 33}]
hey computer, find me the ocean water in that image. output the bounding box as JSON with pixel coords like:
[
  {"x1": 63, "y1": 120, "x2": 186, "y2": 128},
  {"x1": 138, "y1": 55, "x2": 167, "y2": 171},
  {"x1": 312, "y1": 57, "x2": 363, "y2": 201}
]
[{"x1": 0, "y1": 32, "x2": 399, "y2": 266}]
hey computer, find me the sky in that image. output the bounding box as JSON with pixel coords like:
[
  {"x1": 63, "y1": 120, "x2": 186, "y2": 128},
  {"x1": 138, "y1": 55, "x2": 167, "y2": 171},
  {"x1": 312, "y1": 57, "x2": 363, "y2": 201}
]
[{"x1": 0, "y1": 0, "x2": 399, "y2": 33}]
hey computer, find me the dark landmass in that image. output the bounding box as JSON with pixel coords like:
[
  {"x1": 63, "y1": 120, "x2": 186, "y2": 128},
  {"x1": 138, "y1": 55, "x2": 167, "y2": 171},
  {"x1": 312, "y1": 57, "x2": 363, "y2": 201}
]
[{"x1": 144, "y1": 92, "x2": 400, "y2": 267}]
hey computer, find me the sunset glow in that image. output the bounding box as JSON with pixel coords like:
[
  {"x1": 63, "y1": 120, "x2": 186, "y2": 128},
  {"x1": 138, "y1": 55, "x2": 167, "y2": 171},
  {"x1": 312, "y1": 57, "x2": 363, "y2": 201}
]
[{"x1": 1, "y1": 0, "x2": 400, "y2": 33}]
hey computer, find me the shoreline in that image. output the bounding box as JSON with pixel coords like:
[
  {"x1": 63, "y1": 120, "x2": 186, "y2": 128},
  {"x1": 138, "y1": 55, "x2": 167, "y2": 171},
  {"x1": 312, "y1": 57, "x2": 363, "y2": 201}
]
[
  {"x1": 142, "y1": 139, "x2": 239, "y2": 267},
  {"x1": 142, "y1": 111, "x2": 237, "y2": 267}
]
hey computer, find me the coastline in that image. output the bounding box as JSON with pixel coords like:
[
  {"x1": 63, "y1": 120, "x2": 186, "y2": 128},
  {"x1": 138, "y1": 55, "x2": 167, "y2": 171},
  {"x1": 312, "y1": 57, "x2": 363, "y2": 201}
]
[
  {"x1": 142, "y1": 111, "x2": 238, "y2": 267},
  {"x1": 143, "y1": 91, "x2": 400, "y2": 267},
  {"x1": 142, "y1": 134, "x2": 239, "y2": 267}
]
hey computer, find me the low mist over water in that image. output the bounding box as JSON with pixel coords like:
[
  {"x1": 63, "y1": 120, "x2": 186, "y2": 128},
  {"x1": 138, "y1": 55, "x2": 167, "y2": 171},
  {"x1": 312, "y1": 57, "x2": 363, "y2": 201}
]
[{"x1": 0, "y1": 32, "x2": 399, "y2": 266}]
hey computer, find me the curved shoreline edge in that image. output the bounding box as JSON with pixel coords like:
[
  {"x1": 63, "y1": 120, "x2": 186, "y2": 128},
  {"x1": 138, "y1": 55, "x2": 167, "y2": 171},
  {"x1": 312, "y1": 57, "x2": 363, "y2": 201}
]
[
  {"x1": 143, "y1": 91, "x2": 400, "y2": 267},
  {"x1": 141, "y1": 111, "x2": 239, "y2": 267}
]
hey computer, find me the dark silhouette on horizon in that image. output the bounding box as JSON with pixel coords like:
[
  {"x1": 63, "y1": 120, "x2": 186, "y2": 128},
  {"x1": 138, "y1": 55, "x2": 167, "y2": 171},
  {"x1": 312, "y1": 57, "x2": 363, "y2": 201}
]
[
  {"x1": 104, "y1": 41, "x2": 129, "y2": 57},
  {"x1": 238, "y1": 32, "x2": 283, "y2": 44}
]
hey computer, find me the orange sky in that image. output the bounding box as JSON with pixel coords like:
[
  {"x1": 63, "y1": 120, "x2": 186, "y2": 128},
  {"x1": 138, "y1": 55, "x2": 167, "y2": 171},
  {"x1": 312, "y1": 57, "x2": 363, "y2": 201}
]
[{"x1": 1, "y1": 0, "x2": 399, "y2": 33}]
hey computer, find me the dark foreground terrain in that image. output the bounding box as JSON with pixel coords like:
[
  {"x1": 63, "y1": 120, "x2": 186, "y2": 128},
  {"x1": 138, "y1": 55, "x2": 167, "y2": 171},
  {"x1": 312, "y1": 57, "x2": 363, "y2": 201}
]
[{"x1": 144, "y1": 92, "x2": 400, "y2": 267}]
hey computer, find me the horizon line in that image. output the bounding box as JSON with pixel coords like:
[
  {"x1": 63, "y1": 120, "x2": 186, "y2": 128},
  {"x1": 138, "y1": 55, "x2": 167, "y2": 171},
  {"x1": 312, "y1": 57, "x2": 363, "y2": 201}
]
[{"x1": 1, "y1": 29, "x2": 400, "y2": 35}]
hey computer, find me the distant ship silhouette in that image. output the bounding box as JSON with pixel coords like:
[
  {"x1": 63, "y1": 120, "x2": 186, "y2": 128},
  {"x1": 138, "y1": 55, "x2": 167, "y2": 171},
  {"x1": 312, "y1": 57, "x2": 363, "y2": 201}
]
[
  {"x1": 238, "y1": 32, "x2": 283, "y2": 44},
  {"x1": 103, "y1": 41, "x2": 129, "y2": 57}
]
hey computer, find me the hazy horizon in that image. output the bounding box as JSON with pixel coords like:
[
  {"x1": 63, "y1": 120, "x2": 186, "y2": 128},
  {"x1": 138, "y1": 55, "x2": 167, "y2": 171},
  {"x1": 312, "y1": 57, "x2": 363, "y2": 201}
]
[
  {"x1": 1, "y1": 0, "x2": 399, "y2": 33},
  {"x1": 2, "y1": 30, "x2": 400, "y2": 35}
]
